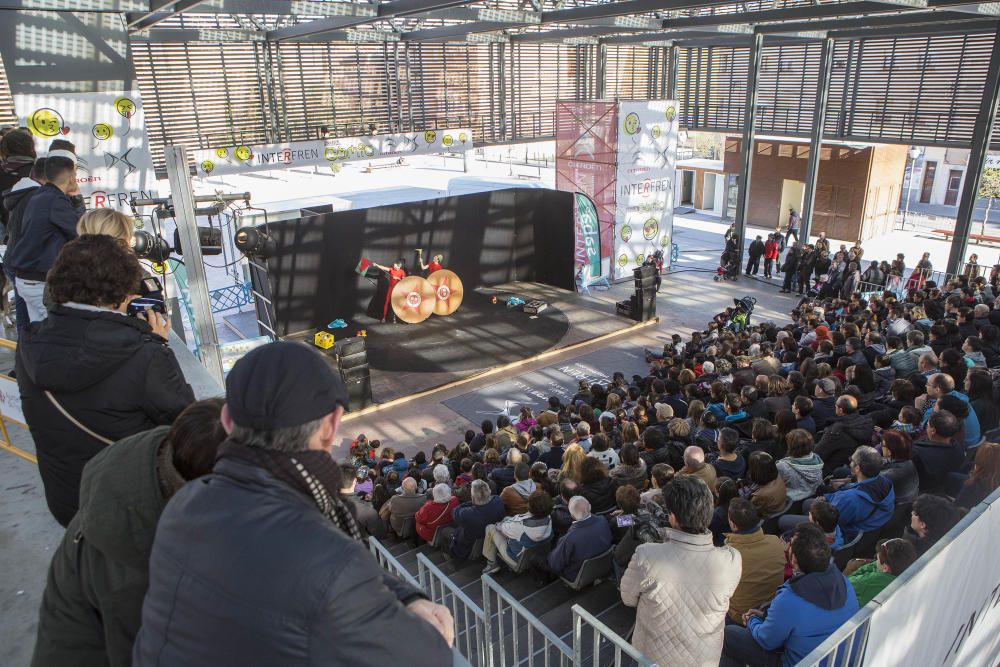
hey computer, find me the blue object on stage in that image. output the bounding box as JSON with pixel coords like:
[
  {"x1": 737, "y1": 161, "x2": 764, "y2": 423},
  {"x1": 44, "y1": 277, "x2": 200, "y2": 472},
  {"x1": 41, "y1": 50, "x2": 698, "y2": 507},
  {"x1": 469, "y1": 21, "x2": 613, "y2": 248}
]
[
  {"x1": 327, "y1": 319, "x2": 347, "y2": 329},
  {"x1": 506, "y1": 296, "x2": 525, "y2": 309}
]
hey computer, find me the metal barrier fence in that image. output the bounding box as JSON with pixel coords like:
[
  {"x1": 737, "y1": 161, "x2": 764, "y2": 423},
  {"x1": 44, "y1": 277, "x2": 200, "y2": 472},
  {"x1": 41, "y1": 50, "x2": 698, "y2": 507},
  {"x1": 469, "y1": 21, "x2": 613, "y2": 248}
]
[
  {"x1": 208, "y1": 282, "x2": 252, "y2": 314},
  {"x1": 571, "y1": 605, "x2": 656, "y2": 667},
  {"x1": 417, "y1": 553, "x2": 487, "y2": 667},
  {"x1": 368, "y1": 537, "x2": 419, "y2": 588},
  {"x1": 798, "y1": 605, "x2": 874, "y2": 667},
  {"x1": 481, "y1": 573, "x2": 574, "y2": 667}
]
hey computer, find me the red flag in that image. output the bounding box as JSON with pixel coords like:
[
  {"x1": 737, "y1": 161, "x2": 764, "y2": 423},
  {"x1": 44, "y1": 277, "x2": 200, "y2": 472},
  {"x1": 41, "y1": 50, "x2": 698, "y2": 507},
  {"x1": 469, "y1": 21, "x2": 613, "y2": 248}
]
[{"x1": 355, "y1": 258, "x2": 373, "y2": 275}]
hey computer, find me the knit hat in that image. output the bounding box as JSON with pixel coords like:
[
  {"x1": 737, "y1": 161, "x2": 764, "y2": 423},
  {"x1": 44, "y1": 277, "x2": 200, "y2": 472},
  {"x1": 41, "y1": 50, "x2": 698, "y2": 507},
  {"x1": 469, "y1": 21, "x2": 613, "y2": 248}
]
[
  {"x1": 815, "y1": 325, "x2": 831, "y2": 340},
  {"x1": 226, "y1": 341, "x2": 348, "y2": 429}
]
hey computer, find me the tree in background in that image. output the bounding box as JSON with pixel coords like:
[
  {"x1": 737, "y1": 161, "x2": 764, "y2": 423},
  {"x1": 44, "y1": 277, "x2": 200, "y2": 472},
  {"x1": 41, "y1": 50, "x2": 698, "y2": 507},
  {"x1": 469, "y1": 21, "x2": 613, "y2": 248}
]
[{"x1": 979, "y1": 168, "x2": 1000, "y2": 236}]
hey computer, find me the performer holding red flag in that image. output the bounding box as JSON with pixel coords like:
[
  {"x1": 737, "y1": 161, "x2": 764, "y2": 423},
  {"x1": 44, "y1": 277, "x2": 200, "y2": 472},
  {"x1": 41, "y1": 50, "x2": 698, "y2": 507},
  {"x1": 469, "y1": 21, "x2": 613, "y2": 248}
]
[{"x1": 370, "y1": 259, "x2": 407, "y2": 323}]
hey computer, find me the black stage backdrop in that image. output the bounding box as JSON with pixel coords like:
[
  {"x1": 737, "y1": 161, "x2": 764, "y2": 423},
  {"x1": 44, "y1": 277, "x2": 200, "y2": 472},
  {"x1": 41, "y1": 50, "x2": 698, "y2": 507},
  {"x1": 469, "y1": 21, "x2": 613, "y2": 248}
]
[{"x1": 263, "y1": 188, "x2": 575, "y2": 335}]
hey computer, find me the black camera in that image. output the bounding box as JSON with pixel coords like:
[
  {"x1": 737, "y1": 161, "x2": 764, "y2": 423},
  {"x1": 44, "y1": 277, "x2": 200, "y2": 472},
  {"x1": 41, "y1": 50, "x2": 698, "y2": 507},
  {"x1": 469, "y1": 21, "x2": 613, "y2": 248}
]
[{"x1": 127, "y1": 276, "x2": 166, "y2": 317}]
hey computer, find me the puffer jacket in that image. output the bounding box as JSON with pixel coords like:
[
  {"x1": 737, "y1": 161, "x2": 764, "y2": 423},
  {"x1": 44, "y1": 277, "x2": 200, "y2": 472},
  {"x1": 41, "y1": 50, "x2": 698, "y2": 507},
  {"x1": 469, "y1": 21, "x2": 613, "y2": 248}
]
[
  {"x1": 815, "y1": 412, "x2": 874, "y2": 476},
  {"x1": 8, "y1": 182, "x2": 82, "y2": 280},
  {"x1": 32, "y1": 426, "x2": 177, "y2": 667},
  {"x1": 2, "y1": 177, "x2": 39, "y2": 261},
  {"x1": 621, "y1": 528, "x2": 742, "y2": 666},
  {"x1": 16, "y1": 305, "x2": 194, "y2": 526},
  {"x1": 825, "y1": 474, "x2": 895, "y2": 540},
  {"x1": 132, "y1": 458, "x2": 451, "y2": 666},
  {"x1": 777, "y1": 453, "x2": 824, "y2": 501}
]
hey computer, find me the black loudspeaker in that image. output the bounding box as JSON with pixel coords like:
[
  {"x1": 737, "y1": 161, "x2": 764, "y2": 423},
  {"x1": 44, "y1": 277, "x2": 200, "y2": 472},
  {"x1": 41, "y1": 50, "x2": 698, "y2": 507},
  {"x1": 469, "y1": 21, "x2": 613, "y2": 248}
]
[
  {"x1": 633, "y1": 265, "x2": 655, "y2": 287},
  {"x1": 334, "y1": 337, "x2": 373, "y2": 410},
  {"x1": 635, "y1": 275, "x2": 657, "y2": 290}
]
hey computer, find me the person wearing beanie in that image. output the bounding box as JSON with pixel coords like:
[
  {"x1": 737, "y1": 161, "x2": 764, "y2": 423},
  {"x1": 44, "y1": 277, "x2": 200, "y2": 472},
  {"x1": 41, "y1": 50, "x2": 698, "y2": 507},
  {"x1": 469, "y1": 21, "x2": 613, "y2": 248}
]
[{"x1": 133, "y1": 342, "x2": 455, "y2": 666}]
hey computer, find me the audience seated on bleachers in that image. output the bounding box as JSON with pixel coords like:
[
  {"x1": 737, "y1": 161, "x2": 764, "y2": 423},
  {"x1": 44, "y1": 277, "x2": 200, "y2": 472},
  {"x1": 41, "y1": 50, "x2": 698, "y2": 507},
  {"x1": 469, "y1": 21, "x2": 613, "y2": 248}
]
[
  {"x1": 482, "y1": 489, "x2": 553, "y2": 574},
  {"x1": 450, "y1": 480, "x2": 506, "y2": 560},
  {"x1": 499, "y1": 462, "x2": 535, "y2": 516},
  {"x1": 547, "y1": 496, "x2": 612, "y2": 581},
  {"x1": 724, "y1": 498, "x2": 786, "y2": 624},
  {"x1": 415, "y1": 483, "x2": 459, "y2": 543},
  {"x1": 379, "y1": 476, "x2": 425, "y2": 538}
]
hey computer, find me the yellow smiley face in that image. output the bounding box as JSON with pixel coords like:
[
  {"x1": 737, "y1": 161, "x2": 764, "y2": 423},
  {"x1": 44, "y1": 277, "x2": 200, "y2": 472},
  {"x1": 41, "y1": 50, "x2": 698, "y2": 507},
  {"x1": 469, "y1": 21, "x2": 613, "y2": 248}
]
[
  {"x1": 620, "y1": 225, "x2": 632, "y2": 242},
  {"x1": 665, "y1": 106, "x2": 676, "y2": 122},
  {"x1": 651, "y1": 125, "x2": 662, "y2": 139},
  {"x1": 28, "y1": 108, "x2": 62, "y2": 137},
  {"x1": 623, "y1": 112, "x2": 640, "y2": 136},
  {"x1": 424, "y1": 130, "x2": 437, "y2": 144},
  {"x1": 114, "y1": 96, "x2": 136, "y2": 118},
  {"x1": 201, "y1": 160, "x2": 215, "y2": 174},
  {"x1": 442, "y1": 135, "x2": 454, "y2": 147},
  {"x1": 643, "y1": 218, "x2": 659, "y2": 240},
  {"x1": 635, "y1": 254, "x2": 646, "y2": 266},
  {"x1": 618, "y1": 254, "x2": 628, "y2": 267},
  {"x1": 92, "y1": 122, "x2": 113, "y2": 140},
  {"x1": 459, "y1": 132, "x2": 467, "y2": 142},
  {"x1": 215, "y1": 148, "x2": 228, "y2": 158},
  {"x1": 234, "y1": 146, "x2": 251, "y2": 162}
]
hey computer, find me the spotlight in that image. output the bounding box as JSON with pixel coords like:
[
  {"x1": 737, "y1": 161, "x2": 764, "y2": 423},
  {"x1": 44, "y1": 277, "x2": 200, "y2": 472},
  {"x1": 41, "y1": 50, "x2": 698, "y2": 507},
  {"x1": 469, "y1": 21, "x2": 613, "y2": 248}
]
[
  {"x1": 173, "y1": 226, "x2": 223, "y2": 256},
  {"x1": 234, "y1": 225, "x2": 276, "y2": 259},
  {"x1": 132, "y1": 230, "x2": 172, "y2": 262}
]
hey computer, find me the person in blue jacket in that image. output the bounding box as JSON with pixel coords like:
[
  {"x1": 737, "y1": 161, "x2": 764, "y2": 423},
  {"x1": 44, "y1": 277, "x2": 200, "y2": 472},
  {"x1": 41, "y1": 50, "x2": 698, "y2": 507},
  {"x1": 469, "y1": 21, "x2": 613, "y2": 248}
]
[
  {"x1": 720, "y1": 522, "x2": 860, "y2": 667},
  {"x1": 450, "y1": 480, "x2": 506, "y2": 560},
  {"x1": 547, "y1": 495, "x2": 612, "y2": 581},
  {"x1": 824, "y1": 446, "x2": 895, "y2": 541},
  {"x1": 8, "y1": 150, "x2": 83, "y2": 323},
  {"x1": 919, "y1": 373, "x2": 980, "y2": 449}
]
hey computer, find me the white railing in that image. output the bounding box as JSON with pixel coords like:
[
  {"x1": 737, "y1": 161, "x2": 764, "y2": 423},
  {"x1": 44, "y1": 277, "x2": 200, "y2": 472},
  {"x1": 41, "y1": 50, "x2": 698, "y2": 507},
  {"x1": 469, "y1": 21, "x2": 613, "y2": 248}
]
[
  {"x1": 417, "y1": 553, "x2": 488, "y2": 667},
  {"x1": 572, "y1": 604, "x2": 657, "y2": 667},
  {"x1": 369, "y1": 537, "x2": 419, "y2": 588},
  {"x1": 481, "y1": 573, "x2": 574, "y2": 667},
  {"x1": 798, "y1": 605, "x2": 873, "y2": 667}
]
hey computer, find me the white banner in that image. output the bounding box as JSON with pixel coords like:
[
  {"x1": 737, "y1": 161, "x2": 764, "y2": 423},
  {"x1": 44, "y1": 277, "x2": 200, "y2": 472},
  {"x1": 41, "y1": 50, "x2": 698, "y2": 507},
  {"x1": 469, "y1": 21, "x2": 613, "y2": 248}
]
[
  {"x1": 864, "y1": 497, "x2": 1000, "y2": 667},
  {"x1": 613, "y1": 100, "x2": 678, "y2": 280},
  {"x1": 0, "y1": 374, "x2": 26, "y2": 425},
  {"x1": 192, "y1": 129, "x2": 473, "y2": 178},
  {"x1": 13, "y1": 90, "x2": 159, "y2": 210}
]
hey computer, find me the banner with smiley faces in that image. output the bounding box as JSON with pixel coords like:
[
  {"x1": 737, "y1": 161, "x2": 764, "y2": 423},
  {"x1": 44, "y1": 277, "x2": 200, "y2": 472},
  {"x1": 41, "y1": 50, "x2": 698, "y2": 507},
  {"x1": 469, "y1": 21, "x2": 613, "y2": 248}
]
[
  {"x1": 612, "y1": 100, "x2": 678, "y2": 280},
  {"x1": 192, "y1": 128, "x2": 472, "y2": 178},
  {"x1": 14, "y1": 89, "x2": 158, "y2": 209}
]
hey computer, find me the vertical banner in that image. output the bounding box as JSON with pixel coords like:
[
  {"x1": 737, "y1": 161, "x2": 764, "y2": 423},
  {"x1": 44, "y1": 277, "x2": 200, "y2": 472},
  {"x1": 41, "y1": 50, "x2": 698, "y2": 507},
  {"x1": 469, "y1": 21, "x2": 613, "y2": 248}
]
[
  {"x1": 613, "y1": 100, "x2": 678, "y2": 281},
  {"x1": 573, "y1": 193, "x2": 602, "y2": 281},
  {"x1": 555, "y1": 101, "x2": 618, "y2": 278},
  {"x1": 13, "y1": 90, "x2": 159, "y2": 209}
]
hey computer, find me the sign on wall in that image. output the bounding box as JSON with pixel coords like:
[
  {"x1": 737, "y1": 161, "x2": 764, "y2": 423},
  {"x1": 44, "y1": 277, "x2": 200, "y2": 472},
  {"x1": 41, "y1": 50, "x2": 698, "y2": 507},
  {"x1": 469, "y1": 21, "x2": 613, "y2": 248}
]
[
  {"x1": 13, "y1": 90, "x2": 158, "y2": 210},
  {"x1": 613, "y1": 100, "x2": 678, "y2": 280},
  {"x1": 192, "y1": 129, "x2": 473, "y2": 178}
]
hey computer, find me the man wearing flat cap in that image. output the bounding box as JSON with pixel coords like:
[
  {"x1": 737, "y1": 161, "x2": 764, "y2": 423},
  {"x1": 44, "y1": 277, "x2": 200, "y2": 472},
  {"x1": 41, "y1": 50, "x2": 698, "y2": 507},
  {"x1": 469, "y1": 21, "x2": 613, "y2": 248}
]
[{"x1": 133, "y1": 342, "x2": 454, "y2": 666}]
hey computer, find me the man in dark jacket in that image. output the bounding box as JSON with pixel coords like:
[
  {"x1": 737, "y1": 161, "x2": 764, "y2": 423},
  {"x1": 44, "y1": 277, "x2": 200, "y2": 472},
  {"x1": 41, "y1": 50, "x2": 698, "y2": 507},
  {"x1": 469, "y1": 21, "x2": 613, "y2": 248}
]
[
  {"x1": 811, "y1": 378, "x2": 838, "y2": 431},
  {"x1": 547, "y1": 496, "x2": 613, "y2": 581},
  {"x1": 451, "y1": 479, "x2": 506, "y2": 560},
  {"x1": 32, "y1": 399, "x2": 225, "y2": 667},
  {"x1": 0, "y1": 128, "x2": 36, "y2": 233},
  {"x1": 9, "y1": 151, "x2": 83, "y2": 322},
  {"x1": 133, "y1": 342, "x2": 454, "y2": 665},
  {"x1": 745, "y1": 235, "x2": 765, "y2": 276},
  {"x1": 16, "y1": 235, "x2": 194, "y2": 526},
  {"x1": 814, "y1": 395, "x2": 873, "y2": 475},
  {"x1": 2, "y1": 156, "x2": 44, "y2": 331},
  {"x1": 551, "y1": 479, "x2": 580, "y2": 538},
  {"x1": 823, "y1": 446, "x2": 895, "y2": 541},
  {"x1": 911, "y1": 410, "x2": 966, "y2": 493}
]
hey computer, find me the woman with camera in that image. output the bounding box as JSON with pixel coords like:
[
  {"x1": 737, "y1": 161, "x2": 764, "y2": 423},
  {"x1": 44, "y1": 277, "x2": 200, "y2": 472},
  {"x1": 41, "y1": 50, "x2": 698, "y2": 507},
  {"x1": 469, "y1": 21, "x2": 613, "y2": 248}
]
[{"x1": 16, "y1": 234, "x2": 194, "y2": 526}]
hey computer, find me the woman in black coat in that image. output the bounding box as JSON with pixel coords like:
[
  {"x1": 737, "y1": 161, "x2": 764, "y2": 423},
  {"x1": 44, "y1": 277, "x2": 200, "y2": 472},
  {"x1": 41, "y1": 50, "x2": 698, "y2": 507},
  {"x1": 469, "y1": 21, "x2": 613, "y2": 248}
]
[
  {"x1": 16, "y1": 236, "x2": 194, "y2": 526},
  {"x1": 579, "y1": 456, "x2": 617, "y2": 514}
]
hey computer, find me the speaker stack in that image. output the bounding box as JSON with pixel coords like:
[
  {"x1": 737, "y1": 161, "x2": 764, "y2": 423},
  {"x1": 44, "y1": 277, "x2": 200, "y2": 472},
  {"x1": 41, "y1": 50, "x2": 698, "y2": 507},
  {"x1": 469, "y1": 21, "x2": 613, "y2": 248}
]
[
  {"x1": 334, "y1": 337, "x2": 374, "y2": 411},
  {"x1": 616, "y1": 265, "x2": 657, "y2": 322}
]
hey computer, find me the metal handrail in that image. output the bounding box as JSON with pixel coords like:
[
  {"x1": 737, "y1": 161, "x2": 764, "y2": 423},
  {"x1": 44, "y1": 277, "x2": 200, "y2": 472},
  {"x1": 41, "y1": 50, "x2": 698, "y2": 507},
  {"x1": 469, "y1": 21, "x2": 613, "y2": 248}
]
[
  {"x1": 481, "y1": 573, "x2": 573, "y2": 667},
  {"x1": 797, "y1": 604, "x2": 875, "y2": 667},
  {"x1": 368, "y1": 537, "x2": 419, "y2": 588},
  {"x1": 571, "y1": 604, "x2": 657, "y2": 667},
  {"x1": 417, "y1": 553, "x2": 487, "y2": 667}
]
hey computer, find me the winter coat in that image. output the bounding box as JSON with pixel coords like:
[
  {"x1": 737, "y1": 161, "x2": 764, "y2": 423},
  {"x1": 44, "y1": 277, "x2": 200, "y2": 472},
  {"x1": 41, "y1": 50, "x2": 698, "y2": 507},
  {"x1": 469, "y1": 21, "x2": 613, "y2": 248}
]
[
  {"x1": 621, "y1": 529, "x2": 741, "y2": 666},
  {"x1": 881, "y1": 459, "x2": 919, "y2": 504},
  {"x1": 873, "y1": 366, "x2": 895, "y2": 399},
  {"x1": 749, "y1": 476, "x2": 788, "y2": 516},
  {"x1": 609, "y1": 460, "x2": 647, "y2": 490},
  {"x1": 489, "y1": 464, "x2": 516, "y2": 492},
  {"x1": 971, "y1": 396, "x2": 1000, "y2": 433},
  {"x1": 815, "y1": 412, "x2": 874, "y2": 476},
  {"x1": 724, "y1": 529, "x2": 785, "y2": 623},
  {"x1": 451, "y1": 497, "x2": 506, "y2": 559},
  {"x1": 777, "y1": 453, "x2": 824, "y2": 501},
  {"x1": 500, "y1": 478, "x2": 536, "y2": 516},
  {"x1": 748, "y1": 239, "x2": 765, "y2": 259},
  {"x1": 497, "y1": 513, "x2": 553, "y2": 562},
  {"x1": 746, "y1": 564, "x2": 860, "y2": 666},
  {"x1": 16, "y1": 305, "x2": 194, "y2": 526},
  {"x1": 811, "y1": 395, "x2": 837, "y2": 431},
  {"x1": 415, "y1": 496, "x2": 459, "y2": 542},
  {"x1": 32, "y1": 426, "x2": 178, "y2": 667},
  {"x1": 0, "y1": 155, "x2": 34, "y2": 233},
  {"x1": 548, "y1": 514, "x2": 613, "y2": 580},
  {"x1": 764, "y1": 240, "x2": 780, "y2": 260},
  {"x1": 8, "y1": 183, "x2": 82, "y2": 280},
  {"x1": 2, "y1": 177, "x2": 39, "y2": 264},
  {"x1": 848, "y1": 561, "x2": 895, "y2": 607},
  {"x1": 912, "y1": 439, "x2": 967, "y2": 493},
  {"x1": 580, "y1": 476, "x2": 617, "y2": 514},
  {"x1": 887, "y1": 348, "x2": 918, "y2": 379},
  {"x1": 538, "y1": 445, "x2": 564, "y2": 469},
  {"x1": 825, "y1": 475, "x2": 895, "y2": 540},
  {"x1": 378, "y1": 489, "x2": 426, "y2": 535},
  {"x1": 921, "y1": 390, "x2": 981, "y2": 448},
  {"x1": 132, "y1": 458, "x2": 451, "y2": 667}
]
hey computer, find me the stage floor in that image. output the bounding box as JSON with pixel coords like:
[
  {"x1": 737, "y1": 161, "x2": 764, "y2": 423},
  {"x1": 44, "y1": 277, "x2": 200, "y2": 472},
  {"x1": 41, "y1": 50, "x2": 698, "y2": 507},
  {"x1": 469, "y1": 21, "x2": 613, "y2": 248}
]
[{"x1": 358, "y1": 281, "x2": 636, "y2": 402}]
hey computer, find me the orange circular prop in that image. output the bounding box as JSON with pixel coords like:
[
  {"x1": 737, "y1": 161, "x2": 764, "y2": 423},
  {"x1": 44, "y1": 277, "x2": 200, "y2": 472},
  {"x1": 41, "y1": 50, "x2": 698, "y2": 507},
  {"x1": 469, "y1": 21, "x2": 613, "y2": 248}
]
[
  {"x1": 390, "y1": 276, "x2": 435, "y2": 323},
  {"x1": 426, "y1": 269, "x2": 464, "y2": 316}
]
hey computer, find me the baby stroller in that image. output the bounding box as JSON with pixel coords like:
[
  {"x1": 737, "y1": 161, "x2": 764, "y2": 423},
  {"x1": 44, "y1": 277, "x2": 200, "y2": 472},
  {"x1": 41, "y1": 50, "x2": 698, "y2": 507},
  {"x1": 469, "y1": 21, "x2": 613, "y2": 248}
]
[
  {"x1": 726, "y1": 296, "x2": 756, "y2": 333},
  {"x1": 714, "y1": 250, "x2": 739, "y2": 281}
]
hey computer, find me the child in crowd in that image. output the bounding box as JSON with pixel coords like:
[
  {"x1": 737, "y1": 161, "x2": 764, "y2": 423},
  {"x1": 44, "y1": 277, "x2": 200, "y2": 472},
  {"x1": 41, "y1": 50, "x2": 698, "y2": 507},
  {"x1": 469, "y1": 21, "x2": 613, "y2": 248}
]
[
  {"x1": 890, "y1": 406, "x2": 923, "y2": 434},
  {"x1": 810, "y1": 499, "x2": 844, "y2": 550}
]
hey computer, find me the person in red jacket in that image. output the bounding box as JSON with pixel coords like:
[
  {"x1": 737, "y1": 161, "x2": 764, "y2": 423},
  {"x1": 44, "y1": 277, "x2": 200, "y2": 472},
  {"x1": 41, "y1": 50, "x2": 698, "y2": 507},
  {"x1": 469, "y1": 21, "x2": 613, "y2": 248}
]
[
  {"x1": 763, "y1": 234, "x2": 780, "y2": 279},
  {"x1": 416, "y1": 483, "x2": 460, "y2": 542}
]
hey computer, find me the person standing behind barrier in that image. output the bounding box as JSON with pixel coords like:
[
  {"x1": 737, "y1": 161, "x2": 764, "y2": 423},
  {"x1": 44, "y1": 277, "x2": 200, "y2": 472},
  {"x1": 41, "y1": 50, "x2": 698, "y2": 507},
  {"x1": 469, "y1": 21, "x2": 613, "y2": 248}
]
[
  {"x1": 779, "y1": 244, "x2": 799, "y2": 293},
  {"x1": 133, "y1": 342, "x2": 455, "y2": 665},
  {"x1": 746, "y1": 235, "x2": 765, "y2": 276},
  {"x1": 16, "y1": 235, "x2": 194, "y2": 526},
  {"x1": 763, "y1": 234, "x2": 779, "y2": 279},
  {"x1": 621, "y1": 476, "x2": 741, "y2": 666},
  {"x1": 31, "y1": 399, "x2": 226, "y2": 667}
]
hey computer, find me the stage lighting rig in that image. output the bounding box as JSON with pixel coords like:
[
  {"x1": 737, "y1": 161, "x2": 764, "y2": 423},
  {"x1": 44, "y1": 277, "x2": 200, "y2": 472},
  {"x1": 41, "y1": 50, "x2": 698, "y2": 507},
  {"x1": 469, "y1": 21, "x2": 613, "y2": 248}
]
[
  {"x1": 233, "y1": 225, "x2": 276, "y2": 259},
  {"x1": 132, "y1": 229, "x2": 173, "y2": 262}
]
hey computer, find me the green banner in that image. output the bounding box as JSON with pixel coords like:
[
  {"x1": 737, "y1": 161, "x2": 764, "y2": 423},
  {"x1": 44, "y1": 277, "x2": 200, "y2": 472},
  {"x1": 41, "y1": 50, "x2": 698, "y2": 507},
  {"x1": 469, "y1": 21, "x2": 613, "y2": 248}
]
[{"x1": 574, "y1": 192, "x2": 602, "y2": 279}]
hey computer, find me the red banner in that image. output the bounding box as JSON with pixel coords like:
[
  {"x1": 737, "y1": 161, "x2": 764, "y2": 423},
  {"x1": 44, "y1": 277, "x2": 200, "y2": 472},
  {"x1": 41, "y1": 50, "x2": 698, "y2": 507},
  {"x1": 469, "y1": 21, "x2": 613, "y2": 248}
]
[{"x1": 555, "y1": 101, "x2": 618, "y2": 276}]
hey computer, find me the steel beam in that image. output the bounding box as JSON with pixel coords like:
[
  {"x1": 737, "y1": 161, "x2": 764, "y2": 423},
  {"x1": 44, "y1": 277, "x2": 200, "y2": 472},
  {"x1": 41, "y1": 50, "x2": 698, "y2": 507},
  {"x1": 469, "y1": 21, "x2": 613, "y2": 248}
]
[
  {"x1": 267, "y1": 0, "x2": 477, "y2": 41},
  {"x1": 127, "y1": 0, "x2": 208, "y2": 31},
  {"x1": 800, "y1": 35, "x2": 834, "y2": 245},
  {"x1": 596, "y1": 43, "x2": 607, "y2": 98},
  {"x1": 946, "y1": 24, "x2": 1000, "y2": 274},
  {"x1": 602, "y1": 26, "x2": 750, "y2": 44},
  {"x1": 512, "y1": 25, "x2": 654, "y2": 42},
  {"x1": 733, "y1": 32, "x2": 764, "y2": 273},
  {"x1": 661, "y1": 1, "x2": 923, "y2": 30},
  {"x1": 754, "y1": 11, "x2": 987, "y2": 33}
]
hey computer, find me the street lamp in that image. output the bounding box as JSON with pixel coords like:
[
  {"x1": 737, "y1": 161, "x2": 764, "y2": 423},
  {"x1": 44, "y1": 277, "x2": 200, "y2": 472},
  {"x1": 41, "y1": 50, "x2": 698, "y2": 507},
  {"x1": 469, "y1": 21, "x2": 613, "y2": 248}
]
[{"x1": 902, "y1": 146, "x2": 922, "y2": 230}]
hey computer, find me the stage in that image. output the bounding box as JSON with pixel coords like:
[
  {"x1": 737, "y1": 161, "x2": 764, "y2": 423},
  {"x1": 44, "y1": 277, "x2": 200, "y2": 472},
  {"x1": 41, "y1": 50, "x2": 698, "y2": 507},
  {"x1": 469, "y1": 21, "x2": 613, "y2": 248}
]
[{"x1": 320, "y1": 282, "x2": 641, "y2": 403}]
